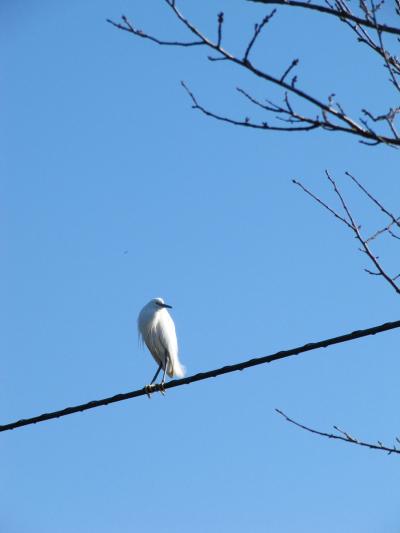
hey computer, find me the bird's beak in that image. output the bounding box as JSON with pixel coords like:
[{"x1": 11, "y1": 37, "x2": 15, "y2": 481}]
[{"x1": 162, "y1": 303, "x2": 172, "y2": 309}]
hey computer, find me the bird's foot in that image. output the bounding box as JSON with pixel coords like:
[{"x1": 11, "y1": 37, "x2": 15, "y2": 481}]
[
  {"x1": 144, "y1": 384, "x2": 155, "y2": 398},
  {"x1": 159, "y1": 382, "x2": 166, "y2": 396}
]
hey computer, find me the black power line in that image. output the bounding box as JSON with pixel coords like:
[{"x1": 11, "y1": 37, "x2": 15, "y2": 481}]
[{"x1": 1, "y1": 319, "x2": 399, "y2": 433}]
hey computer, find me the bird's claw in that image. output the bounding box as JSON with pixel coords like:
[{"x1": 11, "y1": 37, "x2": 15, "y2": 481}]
[
  {"x1": 144, "y1": 384, "x2": 154, "y2": 398},
  {"x1": 144, "y1": 383, "x2": 166, "y2": 397}
]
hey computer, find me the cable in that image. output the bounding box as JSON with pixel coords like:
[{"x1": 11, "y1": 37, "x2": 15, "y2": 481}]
[{"x1": 1, "y1": 318, "x2": 399, "y2": 433}]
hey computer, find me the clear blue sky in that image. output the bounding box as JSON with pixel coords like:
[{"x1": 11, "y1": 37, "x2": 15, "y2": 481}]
[{"x1": 1, "y1": 1, "x2": 399, "y2": 532}]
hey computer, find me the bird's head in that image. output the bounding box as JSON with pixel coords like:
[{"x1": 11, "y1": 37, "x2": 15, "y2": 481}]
[{"x1": 151, "y1": 297, "x2": 172, "y2": 309}]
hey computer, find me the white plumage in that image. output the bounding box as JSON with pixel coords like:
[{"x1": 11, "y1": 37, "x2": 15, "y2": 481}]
[{"x1": 138, "y1": 297, "x2": 185, "y2": 385}]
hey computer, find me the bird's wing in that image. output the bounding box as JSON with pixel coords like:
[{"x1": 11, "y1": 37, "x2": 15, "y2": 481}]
[
  {"x1": 156, "y1": 312, "x2": 178, "y2": 360},
  {"x1": 156, "y1": 312, "x2": 184, "y2": 377},
  {"x1": 144, "y1": 327, "x2": 165, "y2": 366},
  {"x1": 138, "y1": 310, "x2": 163, "y2": 366}
]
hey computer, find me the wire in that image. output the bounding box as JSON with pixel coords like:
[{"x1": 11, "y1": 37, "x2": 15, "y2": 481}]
[{"x1": 1, "y1": 318, "x2": 399, "y2": 433}]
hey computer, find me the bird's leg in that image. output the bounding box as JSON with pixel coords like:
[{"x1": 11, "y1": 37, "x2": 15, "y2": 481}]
[
  {"x1": 145, "y1": 364, "x2": 162, "y2": 398},
  {"x1": 159, "y1": 353, "x2": 170, "y2": 395},
  {"x1": 144, "y1": 384, "x2": 154, "y2": 399},
  {"x1": 150, "y1": 364, "x2": 162, "y2": 385},
  {"x1": 159, "y1": 365, "x2": 167, "y2": 395}
]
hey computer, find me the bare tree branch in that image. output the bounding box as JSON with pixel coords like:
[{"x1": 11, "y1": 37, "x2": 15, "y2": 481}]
[
  {"x1": 248, "y1": 0, "x2": 400, "y2": 36},
  {"x1": 366, "y1": 218, "x2": 400, "y2": 243},
  {"x1": 182, "y1": 82, "x2": 320, "y2": 132},
  {"x1": 276, "y1": 409, "x2": 400, "y2": 455},
  {"x1": 362, "y1": 108, "x2": 400, "y2": 141},
  {"x1": 107, "y1": 1, "x2": 400, "y2": 146},
  {"x1": 331, "y1": 0, "x2": 400, "y2": 96},
  {"x1": 293, "y1": 172, "x2": 400, "y2": 294},
  {"x1": 106, "y1": 15, "x2": 204, "y2": 47}
]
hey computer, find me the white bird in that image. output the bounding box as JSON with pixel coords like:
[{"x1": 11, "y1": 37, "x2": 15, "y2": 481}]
[{"x1": 138, "y1": 297, "x2": 185, "y2": 388}]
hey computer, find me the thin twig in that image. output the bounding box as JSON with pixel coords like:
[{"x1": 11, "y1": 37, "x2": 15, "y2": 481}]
[
  {"x1": 367, "y1": 220, "x2": 400, "y2": 243},
  {"x1": 217, "y1": 12, "x2": 224, "y2": 48},
  {"x1": 280, "y1": 58, "x2": 299, "y2": 83},
  {"x1": 276, "y1": 409, "x2": 400, "y2": 455},
  {"x1": 243, "y1": 10, "x2": 276, "y2": 63},
  {"x1": 292, "y1": 179, "x2": 352, "y2": 228},
  {"x1": 362, "y1": 108, "x2": 400, "y2": 140},
  {"x1": 345, "y1": 171, "x2": 400, "y2": 230}
]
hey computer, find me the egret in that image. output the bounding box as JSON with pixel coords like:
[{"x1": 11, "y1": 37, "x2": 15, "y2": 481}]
[{"x1": 138, "y1": 298, "x2": 185, "y2": 392}]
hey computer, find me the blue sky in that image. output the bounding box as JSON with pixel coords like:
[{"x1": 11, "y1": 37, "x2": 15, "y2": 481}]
[{"x1": 1, "y1": 1, "x2": 399, "y2": 532}]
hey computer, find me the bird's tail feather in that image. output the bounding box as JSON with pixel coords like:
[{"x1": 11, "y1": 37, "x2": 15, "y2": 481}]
[{"x1": 167, "y1": 358, "x2": 185, "y2": 378}]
